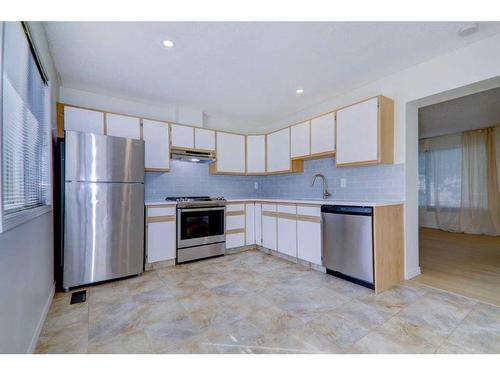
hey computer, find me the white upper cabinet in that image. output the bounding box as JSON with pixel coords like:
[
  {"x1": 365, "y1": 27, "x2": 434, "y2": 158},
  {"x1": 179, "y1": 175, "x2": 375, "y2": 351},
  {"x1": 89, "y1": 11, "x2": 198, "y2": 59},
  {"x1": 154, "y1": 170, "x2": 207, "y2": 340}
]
[
  {"x1": 142, "y1": 119, "x2": 170, "y2": 171},
  {"x1": 336, "y1": 96, "x2": 394, "y2": 166},
  {"x1": 106, "y1": 113, "x2": 141, "y2": 139},
  {"x1": 171, "y1": 124, "x2": 194, "y2": 149},
  {"x1": 194, "y1": 128, "x2": 215, "y2": 151},
  {"x1": 64, "y1": 106, "x2": 105, "y2": 135},
  {"x1": 213, "y1": 132, "x2": 246, "y2": 173},
  {"x1": 266, "y1": 128, "x2": 290, "y2": 173},
  {"x1": 246, "y1": 135, "x2": 266, "y2": 174},
  {"x1": 310, "y1": 112, "x2": 335, "y2": 155},
  {"x1": 290, "y1": 121, "x2": 310, "y2": 158}
]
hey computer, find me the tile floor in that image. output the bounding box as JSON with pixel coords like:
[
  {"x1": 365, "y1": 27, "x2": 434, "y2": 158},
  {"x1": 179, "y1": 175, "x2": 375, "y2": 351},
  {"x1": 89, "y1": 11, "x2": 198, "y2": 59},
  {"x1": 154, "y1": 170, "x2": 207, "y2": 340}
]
[{"x1": 36, "y1": 249, "x2": 500, "y2": 354}]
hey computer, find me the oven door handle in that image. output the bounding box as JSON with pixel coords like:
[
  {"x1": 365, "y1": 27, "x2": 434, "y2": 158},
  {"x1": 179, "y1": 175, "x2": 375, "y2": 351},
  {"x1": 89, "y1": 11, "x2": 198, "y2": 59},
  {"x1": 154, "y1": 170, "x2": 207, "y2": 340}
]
[{"x1": 179, "y1": 207, "x2": 226, "y2": 213}]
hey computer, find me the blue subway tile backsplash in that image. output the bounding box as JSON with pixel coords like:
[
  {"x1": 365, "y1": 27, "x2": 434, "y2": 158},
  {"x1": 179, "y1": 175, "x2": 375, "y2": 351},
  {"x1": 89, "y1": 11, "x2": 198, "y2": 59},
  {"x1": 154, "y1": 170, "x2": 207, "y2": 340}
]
[
  {"x1": 145, "y1": 160, "x2": 261, "y2": 200},
  {"x1": 145, "y1": 158, "x2": 404, "y2": 202}
]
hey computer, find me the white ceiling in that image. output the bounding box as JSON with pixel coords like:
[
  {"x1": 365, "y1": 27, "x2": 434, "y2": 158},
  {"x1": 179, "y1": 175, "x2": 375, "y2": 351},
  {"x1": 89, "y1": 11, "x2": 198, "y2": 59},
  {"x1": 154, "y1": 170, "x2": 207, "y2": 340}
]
[
  {"x1": 44, "y1": 22, "x2": 500, "y2": 129},
  {"x1": 419, "y1": 86, "x2": 500, "y2": 139}
]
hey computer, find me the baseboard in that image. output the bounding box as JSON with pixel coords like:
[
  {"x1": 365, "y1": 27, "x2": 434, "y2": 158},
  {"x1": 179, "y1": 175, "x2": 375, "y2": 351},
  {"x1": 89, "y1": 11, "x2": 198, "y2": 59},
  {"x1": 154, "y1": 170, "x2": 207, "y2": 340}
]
[
  {"x1": 28, "y1": 282, "x2": 55, "y2": 353},
  {"x1": 255, "y1": 245, "x2": 326, "y2": 273},
  {"x1": 225, "y1": 244, "x2": 257, "y2": 254},
  {"x1": 405, "y1": 266, "x2": 422, "y2": 280}
]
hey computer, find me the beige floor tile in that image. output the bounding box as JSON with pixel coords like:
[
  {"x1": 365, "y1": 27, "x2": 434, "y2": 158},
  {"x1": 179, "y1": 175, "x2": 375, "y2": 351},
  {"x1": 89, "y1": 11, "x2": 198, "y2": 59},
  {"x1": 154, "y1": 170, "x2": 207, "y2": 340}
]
[
  {"x1": 36, "y1": 249, "x2": 498, "y2": 354},
  {"x1": 36, "y1": 320, "x2": 88, "y2": 354},
  {"x1": 88, "y1": 329, "x2": 152, "y2": 354},
  {"x1": 306, "y1": 311, "x2": 371, "y2": 348},
  {"x1": 331, "y1": 299, "x2": 396, "y2": 330},
  {"x1": 445, "y1": 303, "x2": 500, "y2": 353},
  {"x1": 396, "y1": 289, "x2": 477, "y2": 337},
  {"x1": 348, "y1": 316, "x2": 444, "y2": 353}
]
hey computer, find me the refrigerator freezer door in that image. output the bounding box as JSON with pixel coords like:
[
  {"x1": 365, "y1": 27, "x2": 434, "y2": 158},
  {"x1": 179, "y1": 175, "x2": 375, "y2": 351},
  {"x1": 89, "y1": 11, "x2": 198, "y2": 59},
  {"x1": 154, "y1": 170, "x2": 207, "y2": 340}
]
[
  {"x1": 65, "y1": 130, "x2": 144, "y2": 183},
  {"x1": 63, "y1": 181, "x2": 144, "y2": 289}
]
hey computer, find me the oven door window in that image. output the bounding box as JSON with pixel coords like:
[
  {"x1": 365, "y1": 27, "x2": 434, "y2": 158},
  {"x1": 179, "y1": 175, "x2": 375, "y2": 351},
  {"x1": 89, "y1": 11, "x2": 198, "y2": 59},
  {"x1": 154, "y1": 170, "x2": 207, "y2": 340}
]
[{"x1": 180, "y1": 209, "x2": 224, "y2": 240}]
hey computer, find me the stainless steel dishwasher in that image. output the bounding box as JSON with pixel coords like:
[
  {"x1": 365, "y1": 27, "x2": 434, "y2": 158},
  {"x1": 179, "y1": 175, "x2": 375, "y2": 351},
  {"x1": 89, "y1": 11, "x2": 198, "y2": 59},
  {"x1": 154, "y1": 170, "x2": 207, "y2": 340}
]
[{"x1": 321, "y1": 205, "x2": 374, "y2": 289}]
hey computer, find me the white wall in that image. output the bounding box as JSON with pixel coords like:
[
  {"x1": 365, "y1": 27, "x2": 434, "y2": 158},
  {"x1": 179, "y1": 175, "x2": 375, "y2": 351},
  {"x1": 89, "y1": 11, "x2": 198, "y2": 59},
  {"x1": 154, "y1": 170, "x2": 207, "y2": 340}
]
[
  {"x1": 0, "y1": 22, "x2": 59, "y2": 353},
  {"x1": 59, "y1": 86, "x2": 204, "y2": 127},
  {"x1": 264, "y1": 33, "x2": 500, "y2": 279}
]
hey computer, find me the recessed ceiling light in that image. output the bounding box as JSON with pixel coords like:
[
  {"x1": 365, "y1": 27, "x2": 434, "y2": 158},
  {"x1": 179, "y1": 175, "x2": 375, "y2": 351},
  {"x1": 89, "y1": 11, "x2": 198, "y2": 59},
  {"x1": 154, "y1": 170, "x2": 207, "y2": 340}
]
[
  {"x1": 296, "y1": 88, "x2": 304, "y2": 95},
  {"x1": 458, "y1": 23, "x2": 478, "y2": 37},
  {"x1": 162, "y1": 39, "x2": 175, "y2": 48}
]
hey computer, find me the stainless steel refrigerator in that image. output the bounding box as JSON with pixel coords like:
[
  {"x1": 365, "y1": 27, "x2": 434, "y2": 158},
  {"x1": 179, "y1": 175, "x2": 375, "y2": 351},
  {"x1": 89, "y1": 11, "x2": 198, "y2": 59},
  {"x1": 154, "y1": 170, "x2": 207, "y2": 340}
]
[{"x1": 62, "y1": 131, "x2": 145, "y2": 290}]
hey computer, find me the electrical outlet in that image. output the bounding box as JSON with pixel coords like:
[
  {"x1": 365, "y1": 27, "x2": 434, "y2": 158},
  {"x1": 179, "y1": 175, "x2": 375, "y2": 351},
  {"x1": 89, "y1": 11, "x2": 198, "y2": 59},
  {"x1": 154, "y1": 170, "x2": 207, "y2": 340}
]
[
  {"x1": 340, "y1": 178, "x2": 347, "y2": 188},
  {"x1": 254, "y1": 181, "x2": 259, "y2": 190}
]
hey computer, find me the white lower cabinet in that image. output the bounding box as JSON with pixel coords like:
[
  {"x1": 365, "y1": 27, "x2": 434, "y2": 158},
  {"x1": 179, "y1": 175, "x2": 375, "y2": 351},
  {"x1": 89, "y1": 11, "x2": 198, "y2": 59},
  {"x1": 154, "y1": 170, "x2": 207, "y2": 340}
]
[
  {"x1": 225, "y1": 201, "x2": 321, "y2": 266},
  {"x1": 262, "y1": 204, "x2": 277, "y2": 251},
  {"x1": 297, "y1": 205, "x2": 322, "y2": 265},
  {"x1": 226, "y1": 203, "x2": 246, "y2": 249},
  {"x1": 245, "y1": 203, "x2": 255, "y2": 245},
  {"x1": 255, "y1": 203, "x2": 262, "y2": 246},
  {"x1": 226, "y1": 233, "x2": 245, "y2": 249},
  {"x1": 146, "y1": 205, "x2": 176, "y2": 263},
  {"x1": 277, "y1": 205, "x2": 297, "y2": 258}
]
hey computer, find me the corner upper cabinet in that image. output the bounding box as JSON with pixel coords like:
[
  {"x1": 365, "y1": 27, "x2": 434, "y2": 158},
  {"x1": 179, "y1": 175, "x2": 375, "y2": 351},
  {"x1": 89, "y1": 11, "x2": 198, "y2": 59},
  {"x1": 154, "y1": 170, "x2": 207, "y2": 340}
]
[
  {"x1": 106, "y1": 113, "x2": 141, "y2": 139},
  {"x1": 310, "y1": 112, "x2": 336, "y2": 156},
  {"x1": 210, "y1": 132, "x2": 246, "y2": 174},
  {"x1": 290, "y1": 121, "x2": 310, "y2": 159},
  {"x1": 246, "y1": 135, "x2": 266, "y2": 174},
  {"x1": 336, "y1": 96, "x2": 394, "y2": 167},
  {"x1": 194, "y1": 128, "x2": 215, "y2": 151},
  {"x1": 267, "y1": 128, "x2": 294, "y2": 173},
  {"x1": 143, "y1": 119, "x2": 170, "y2": 172},
  {"x1": 63, "y1": 106, "x2": 105, "y2": 135},
  {"x1": 171, "y1": 124, "x2": 194, "y2": 149}
]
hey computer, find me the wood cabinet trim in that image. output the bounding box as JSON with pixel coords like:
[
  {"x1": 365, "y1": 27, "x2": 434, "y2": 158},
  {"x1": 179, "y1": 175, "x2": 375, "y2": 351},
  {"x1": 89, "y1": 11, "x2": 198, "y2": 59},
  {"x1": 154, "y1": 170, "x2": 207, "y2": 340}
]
[
  {"x1": 56, "y1": 102, "x2": 64, "y2": 137},
  {"x1": 170, "y1": 145, "x2": 216, "y2": 154},
  {"x1": 291, "y1": 151, "x2": 336, "y2": 161},
  {"x1": 226, "y1": 211, "x2": 245, "y2": 216},
  {"x1": 146, "y1": 204, "x2": 177, "y2": 208},
  {"x1": 296, "y1": 214, "x2": 321, "y2": 223},
  {"x1": 373, "y1": 204, "x2": 404, "y2": 293},
  {"x1": 145, "y1": 168, "x2": 170, "y2": 173},
  {"x1": 226, "y1": 228, "x2": 245, "y2": 235},
  {"x1": 276, "y1": 212, "x2": 297, "y2": 221},
  {"x1": 147, "y1": 215, "x2": 176, "y2": 223}
]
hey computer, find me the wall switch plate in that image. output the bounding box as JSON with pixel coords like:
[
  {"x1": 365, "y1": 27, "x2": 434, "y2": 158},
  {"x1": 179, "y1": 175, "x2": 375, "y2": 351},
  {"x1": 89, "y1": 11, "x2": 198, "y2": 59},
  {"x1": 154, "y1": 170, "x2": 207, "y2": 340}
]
[
  {"x1": 340, "y1": 178, "x2": 347, "y2": 188},
  {"x1": 254, "y1": 181, "x2": 259, "y2": 190}
]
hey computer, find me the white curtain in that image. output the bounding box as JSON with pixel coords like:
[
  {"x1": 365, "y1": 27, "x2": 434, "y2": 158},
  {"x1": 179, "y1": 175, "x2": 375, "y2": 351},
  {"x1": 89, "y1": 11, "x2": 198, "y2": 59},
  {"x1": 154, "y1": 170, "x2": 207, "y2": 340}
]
[{"x1": 419, "y1": 126, "x2": 500, "y2": 236}]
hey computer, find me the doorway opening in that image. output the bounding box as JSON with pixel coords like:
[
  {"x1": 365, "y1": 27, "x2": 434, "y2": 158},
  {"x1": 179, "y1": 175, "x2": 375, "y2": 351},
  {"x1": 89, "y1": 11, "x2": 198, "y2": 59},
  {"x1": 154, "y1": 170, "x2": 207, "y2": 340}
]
[{"x1": 414, "y1": 87, "x2": 500, "y2": 305}]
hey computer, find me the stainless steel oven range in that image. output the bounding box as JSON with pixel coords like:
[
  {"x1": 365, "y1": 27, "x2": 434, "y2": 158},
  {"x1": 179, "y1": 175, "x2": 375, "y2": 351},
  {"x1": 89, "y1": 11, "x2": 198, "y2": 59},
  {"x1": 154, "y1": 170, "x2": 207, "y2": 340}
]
[{"x1": 166, "y1": 196, "x2": 226, "y2": 263}]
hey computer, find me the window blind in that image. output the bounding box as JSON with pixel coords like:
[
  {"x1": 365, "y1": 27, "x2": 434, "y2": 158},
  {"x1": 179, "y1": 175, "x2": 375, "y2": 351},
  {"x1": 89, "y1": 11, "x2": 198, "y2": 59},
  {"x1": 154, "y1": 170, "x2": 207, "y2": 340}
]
[{"x1": 1, "y1": 22, "x2": 50, "y2": 231}]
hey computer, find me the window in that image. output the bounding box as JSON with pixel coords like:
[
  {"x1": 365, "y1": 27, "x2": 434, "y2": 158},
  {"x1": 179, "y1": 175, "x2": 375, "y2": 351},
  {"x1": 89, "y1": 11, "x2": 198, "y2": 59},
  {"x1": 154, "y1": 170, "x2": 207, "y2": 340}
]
[
  {"x1": 419, "y1": 146, "x2": 462, "y2": 209},
  {"x1": 1, "y1": 22, "x2": 50, "y2": 232}
]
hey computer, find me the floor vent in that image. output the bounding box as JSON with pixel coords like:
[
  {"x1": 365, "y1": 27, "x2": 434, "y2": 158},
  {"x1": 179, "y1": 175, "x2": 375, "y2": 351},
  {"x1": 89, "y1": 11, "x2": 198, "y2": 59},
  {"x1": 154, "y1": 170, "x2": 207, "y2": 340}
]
[{"x1": 70, "y1": 290, "x2": 87, "y2": 304}]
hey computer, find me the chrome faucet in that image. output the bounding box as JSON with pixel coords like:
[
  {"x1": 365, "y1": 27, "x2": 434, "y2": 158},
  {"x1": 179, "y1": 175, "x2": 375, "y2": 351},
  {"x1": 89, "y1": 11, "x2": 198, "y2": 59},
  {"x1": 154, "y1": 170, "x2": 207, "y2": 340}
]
[{"x1": 311, "y1": 173, "x2": 331, "y2": 199}]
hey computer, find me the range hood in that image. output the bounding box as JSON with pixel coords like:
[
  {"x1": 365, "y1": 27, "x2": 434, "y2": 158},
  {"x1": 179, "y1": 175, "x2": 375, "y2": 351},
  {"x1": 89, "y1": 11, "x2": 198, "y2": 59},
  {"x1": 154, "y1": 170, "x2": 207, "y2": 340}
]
[{"x1": 170, "y1": 148, "x2": 216, "y2": 164}]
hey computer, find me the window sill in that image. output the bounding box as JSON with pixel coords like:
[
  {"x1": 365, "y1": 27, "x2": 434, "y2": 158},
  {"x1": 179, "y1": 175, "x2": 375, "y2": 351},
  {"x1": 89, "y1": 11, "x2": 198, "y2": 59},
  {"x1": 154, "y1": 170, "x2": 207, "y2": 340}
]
[{"x1": 0, "y1": 205, "x2": 52, "y2": 234}]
